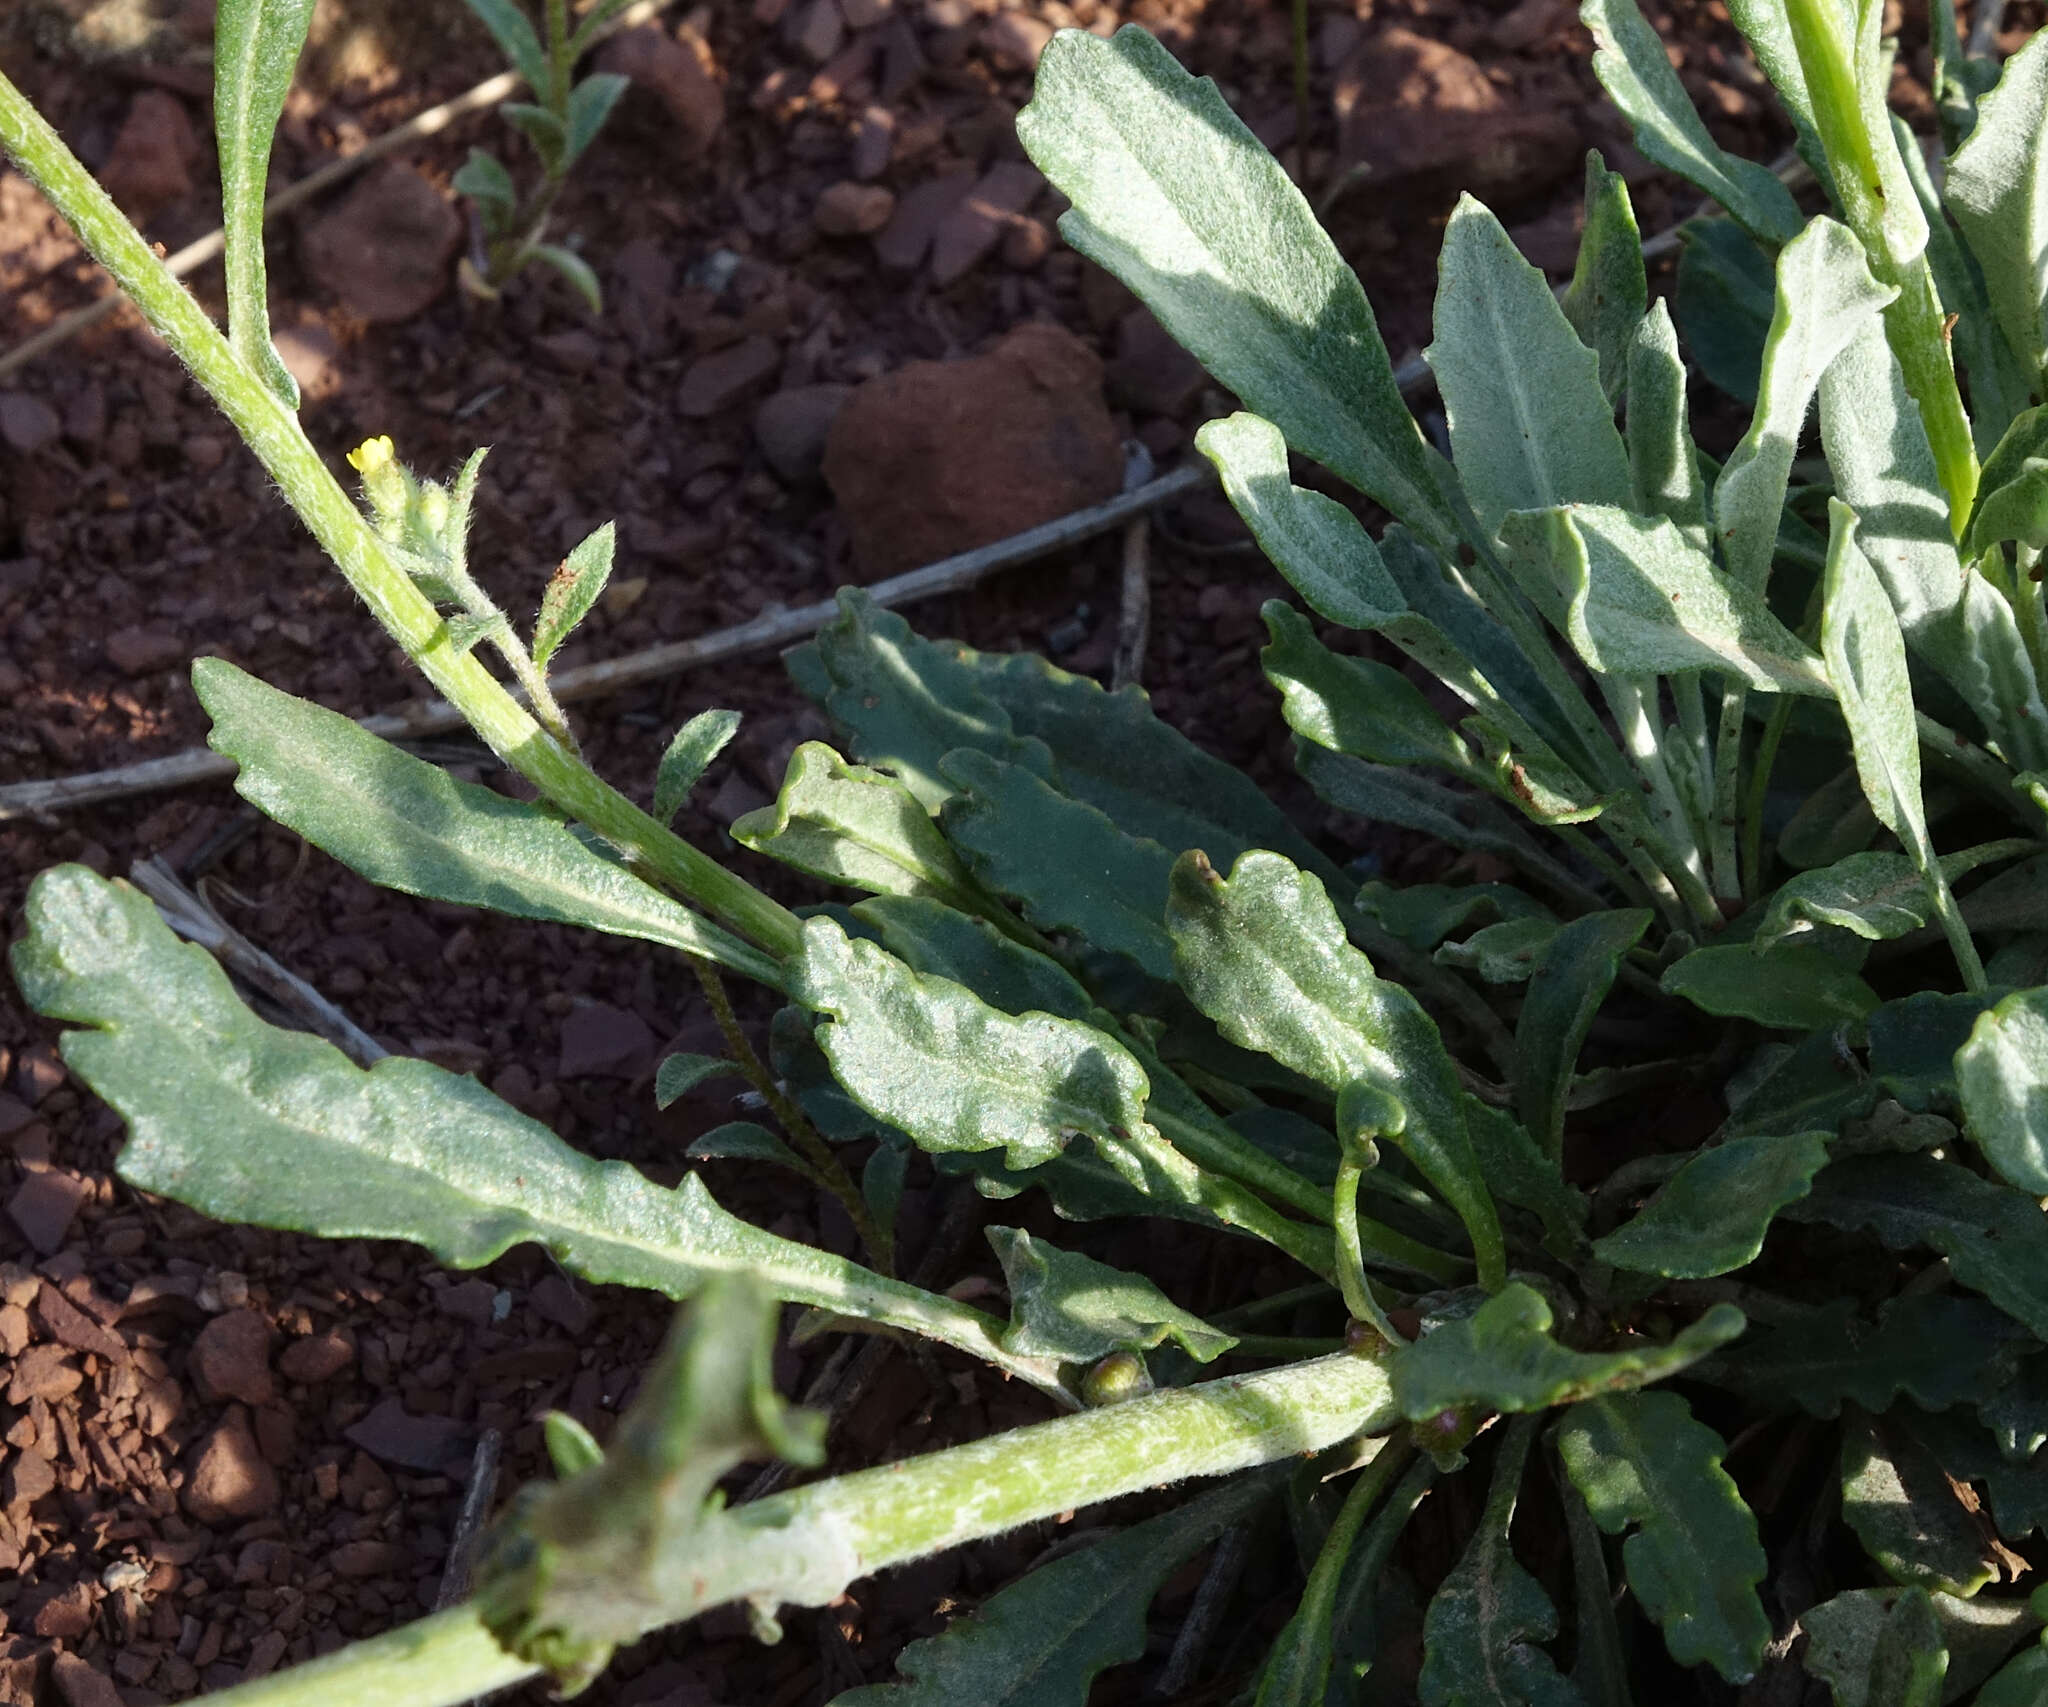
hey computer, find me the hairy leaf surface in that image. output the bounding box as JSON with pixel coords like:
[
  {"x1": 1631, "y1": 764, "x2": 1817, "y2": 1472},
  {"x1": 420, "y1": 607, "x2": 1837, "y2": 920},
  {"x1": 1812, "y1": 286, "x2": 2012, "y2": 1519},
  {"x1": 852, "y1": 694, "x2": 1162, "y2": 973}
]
[
  {"x1": 1594, "y1": 1131, "x2": 1831, "y2": 1278},
  {"x1": 1842, "y1": 1411, "x2": 1999, "y2": 1597},
  {"x1": 986, "y1": 1226, "x2": 1236, "y2": 1364},
  {"x1": 1946, "y1": 33, "x2": 2048, "y2": 387},
  {"x1": 1661, "y1": 942, "x2": 1879, "y2": 1028},
  {"x1": 1956, "y1": 987, "x2": 2048, "y2": 1193},
  {"x1": 1562, "y1": 154, "x2": 1646, "y2": 406}
]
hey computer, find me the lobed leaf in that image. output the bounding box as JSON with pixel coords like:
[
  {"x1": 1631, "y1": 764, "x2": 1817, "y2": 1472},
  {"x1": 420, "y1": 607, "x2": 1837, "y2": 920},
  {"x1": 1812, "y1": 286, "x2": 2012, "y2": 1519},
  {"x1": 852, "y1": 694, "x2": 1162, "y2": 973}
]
[
  {"x1": 1261, "y1": 600, "x2": 1473, "y2": 774},
  {"x1": 1594, "y1": 1131, "x2": 1831, "y2": 1279},
  {"x1": 8, "y1": 868, "x2": 1058, "y2": 1393},
  {"x1": 532, "y1": 522, "x2": 615, "y2": 667},
  {"x1": 1945, "y1": 33, "x2": 2048, "y2": 387},
  {"x1": 1783, "y1": 1154, "x2": 2048, "y2": 1341},
  {"x1": 1391, "y1": 1284, "x2": 1744, "y2": 1417},
  {"x1": 1554, "y1": 1390, "x2": 1770, "y2": 1682},
  {"x1": 1757, "y1": 841, "x2": 2035, "y2": 951},
  {"x1": 215, "y1": 0, "x2": 317, "y2": 409},
  {"x1": 1864, "y1": 1590, "x2": 1949, "y2": 1707},
  {"x1": 1841, "y1": 1411, "x2": 1999, "y2": 1598},
  {"x1": 1867, "y1": 989, "x2": 2003, "y2": 1113},
  {"x1": 1803, "y1": 1590, "x2": 2044, "y2": 1707},
  {"x1": 194, "y1": 658, "x2": 781, "y2": 986},
  {"x1": 1016, "y1": 26, "x2": 1458, "y2": 545},
  {"x1": 985, "y1": 1226, "x2": 1236, "y2": 1364},
  {"x1": 653, "y1": 707, "x2": 740, "y2": 826},
  {"x1": 1956, "y1": 986, "x2": 2048, "y2": 1194}
]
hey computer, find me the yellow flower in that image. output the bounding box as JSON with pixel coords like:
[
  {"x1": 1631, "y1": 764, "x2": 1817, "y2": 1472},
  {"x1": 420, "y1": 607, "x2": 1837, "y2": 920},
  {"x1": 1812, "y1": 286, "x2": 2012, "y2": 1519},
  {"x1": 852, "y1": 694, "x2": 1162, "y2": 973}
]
[{"x1": 346, "y1": 435, "x2": 395, "y2": 475}]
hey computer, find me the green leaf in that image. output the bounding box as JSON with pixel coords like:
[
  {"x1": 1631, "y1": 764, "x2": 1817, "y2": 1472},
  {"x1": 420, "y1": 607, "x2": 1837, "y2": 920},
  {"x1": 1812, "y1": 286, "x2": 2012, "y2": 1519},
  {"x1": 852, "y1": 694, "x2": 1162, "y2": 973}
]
[
  {"x1": 542, "y1": 1410, "x2": 603, "y2": 1476},
  {"x1": 862, "y1": 1139, "x2": 906, "y2": 1249},
  {"x1": 653, "y1": 707, "x2": 740, "y2": 826},
  {"x1": 1676, "y1": 218, "x2": 1777, "y2": 402},
  {"x1": 1166, "y1": 849, "x2": 1506, "y2": 1289},
  {"x1": 563, "y1": 71, "x2": 627, "y2": 166},
  {"x1": 1966, "y1": 406, "x2": 2048, "y2": 558},
  {"x1": 193, "y1": 658, "x2": 782, "y2": 987},
  {"x1": 527, "y1": 243, "x2": 603, "y2": 314},
  {"x1": 685, "y1": 1122, "x2": 807, "y2": 1173},
  {"x1": 1711, "y1": 1295, "x2": 2034, "y2": 1418},
  {"x1": 1015, "y1": 26, "x2": 1458, "y2": 546},
  {"x1": 1758, "y1": 841, "x2": 2036, "y2": 950},
  {"x1": 531, "y1": 522, "x2": 614, "y2": 667},
  {"x1": 1261, "y1": 601, "x2": 1472, "y2": 773},
  {"x1": 1821, "y1": 501, "x2": 1930, "y2": 846},
  {"x1": 1661, "y1": 942, "x2": 1879, "y2": 1028},
  {"x1": 1962, "y1": 855, "x2": 2048, "y2": 934},
  {"x1": 1946, "y1": 33, "x2": 2048, "y2": 386},
  {"x1": 1514, "y1": 909, "x2": 1651, "y2": 1158},
  {"x1": 1419, "y1": 1417, "x2": 1586, "y2": 1707},
  {"x1": 1842, "y1": 1410, "x2": 1999, "y2": 1597},
  {"x1": 1865, "y1": 1589, "x2": 1949, "y2": 1707},
  {"x1": 1562, "y1": 153, "x2": 1647, "y2": 406},
  {"x1": 1436, "y1": 917, "x2": 1560, "y2": 984},
  {"x1": 453, "y1": 147, "x2": 518, "y2": 235},
  {"x1": 1463, "y1": 1099, "x2": 1589, "y2": 1257},
  {"x1": 9, "y1": 868, "x2": 1057, "y2": 1393},
  {"x1": 653, "y1": 1052, "x2": 742, "y2": 1109},
  {"x1": 1427, "y1": 195, "x2": 1631, "y2": 540},
  {"x1": 733, "y1": 742, "x2": 997, "y2": 917},
  {"x1": 792, "y1": 917, "x2": 1151, "y2": 1172},
  {"x1": 1978, "y1": 1647, "x2": 2048, "y2": 1707},
  {"x1": 851, "y1": 894, "x2": 1095, "y2": 1023},
  {"x1": 939, "y1": 748, "x2": 1177, "y2": 981},
  {"x1": 503, "y1": 100, "x2": 568, "y2": 173},
  {"x1": 1582, "y1": 0, "x2": 1802, "y2": 242},
  {"x1": 1784, "y1": 1154, "x2": 2048, "y2": 1340},
  {"x1": 1501, "y1": 505, "x2": 1828, "y2": 694},
  {"x1": 1803, "y1": 1590, "x2": 2045, "y2": 1707},
  {"x1": 1553, "y1": 1390, "x2": 1770, "y2": 1682},
  {"x1": 1392, "y1": 1285, "x2": 1744, "y2": 1417},
  {"x1": 1981, "y1": 1354, "x2": 2048, "y2": 1461},
  {"x1": 1867, "y1": 989, "x2": 2003, "y2": 1113},
  {"x1": 214, "y1": 0, "x2": 316, "y2": 410},
  {"x1": 986, "y1": 1226, "x2": 1235, "y2": 1364},
  {"x1": 1594, "y1": 1131, "x2": 1831, "y2": 1278},
  {"x1": 831, "y1": 1476, "x2": 1273, "y2": 1707},
  {"x1": 1713, "y1": 218, "x2": 1895, "y2": 591},
  {"x1": 1957, "y1": 986, "x2": 2048, "y2": 1193},
  {"x1": 461, "y1": 0, "x2": 548, "y2": 89},
  {"x1": 1722, "y1": 0, "x2": 1829, "y2": 187},
  {"x1": 1624, "y1": 302, "x2": 1708, "y2": 540},
  {"x1": 1360, "y1": 882, "x2": 1551, "y2": 952}
]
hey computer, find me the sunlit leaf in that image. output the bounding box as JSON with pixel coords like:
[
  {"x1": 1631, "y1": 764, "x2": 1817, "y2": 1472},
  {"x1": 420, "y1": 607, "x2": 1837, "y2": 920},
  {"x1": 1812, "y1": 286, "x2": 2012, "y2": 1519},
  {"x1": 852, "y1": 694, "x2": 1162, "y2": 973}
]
[
  {"x1": 1803, "y1": 1590, "x2": 2044, "y2": 1707},
  {"x1": 986, "y1": 1226, "x2": 1236, "y2": 1364},
  {"x1": 1841, "y1": 1410, "x2": 1999, "y2": 1597},
  {"x1": 654, "y1": 708, "x2": 740, "y2": 826},
  {"x1": 532, "y1": 522, "x2": 614, "y2": 666},
  {"x1": 1945, "y1": 33, "x2": 2048, "y2": 388},
  {"x1": 1957, "y1": 987, "x2": 2048, "y2": 1194},
  {"x1": 1562, "y1": 153, "x2": 1646, "y2": 405}
]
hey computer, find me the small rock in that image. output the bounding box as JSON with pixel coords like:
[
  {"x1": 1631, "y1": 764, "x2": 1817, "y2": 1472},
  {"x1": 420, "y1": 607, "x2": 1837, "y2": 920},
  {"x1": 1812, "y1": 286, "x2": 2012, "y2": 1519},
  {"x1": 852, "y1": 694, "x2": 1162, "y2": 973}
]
[
  {"x1": 98, "y1": 90, "x2": 197, "y2": 224},
  {"x1": 7, "y1": 1169, "x2": 86, "y2": 1255},
  {"x1": 873, "y1": 169, "x2": 978, "y2": 272},
  {"x1": 1108, "y1": 306, "x2": 1209, "y2": 417},
  {"x1": 50, "y1": 1652, "x2": 123, "y2": 1707},
  {"x1": 61, "y1": 383, "x2": 106, "y2": 448},
  {"x1": 0, "y1": 1094, "x2": 33, "y2": 1137},
  {"x1": 0, "y1": 392, "x2": 60, "y2": 454},
  {"x1": 678, "y1": 335, "x2": 782, "y2": 418},
  {"x1": 278, "y1": 1329, "x2": 354, "y2": 1384},
  {"x1": 31, "y1": 1584, "x2": 94, "y2": 1642},
  {"x1": 754, "y1": 383, "x2": 853, "y2": 483},
  {"x1": 789, "y1": 0, "x2": 844, "y2": 62},
  {"x1": 182, "y1": 432, "x2": 227, "y2": 472},
  {"x1": 331, "y1": 1539, "x2": 408, "y2": 1578},
  {"x1": 558, "y1": 1001, "x2": 658, "y2": 1079},
  {"x1": 299, "y1": 162, "x2": 462, "y2": 323},
  {"x1": 930, "y1": 160, "x2": 1044, "y2": 286},
  {"x1": 537, "y1": 329, "x2": 602, "y2": 373},
  {"x1": 184, "y1": 1414, "x2": 279, "y2": 1523},
  {"x1": 596, "y1": 26, "x2": 724, "y2": 157},
  {"x1": 530, "y1": 1273, "x2": 594, "y2": 1336},
  {"x1": 852, "y1": 106, "x2": 896, "y2": 179},
  {"x1": 234, "y1": 1538, "x2": 292, "y2": 1586},
  {"x1": 344, "y1": 1397, "x2": 474, "y2": 1473},
  {"x1": 1001, "y1": 216, "x2": 1053, "y2": 270},
  {"x1": 6, "y1": 1344, "x2": 81, "y2": 1405},
  {"x1": 436, "y1": 1277, "x2": 497, "y2": 1328},
  {"x1": 824, "y1": 321, "x2": 1124, "y2": 577},
  {"x1": 5, "y1": 1447, "x2": 56, "y2": 1509},
  {"x1": 191, "y1": 1308, "x2": 274, "y2": 1406},
  {"x1": 979, "y1": 10, "x2": 1053, "y2": 69},
  {"x1": 840, "y1": 0, "x2": 892, "y2": 26},
  {"x1": 814, "y1": 180, "x2": 896, "y2": 237},
  {"x1": 15, "y1": 1046, "x2": 63, "y2": 1105},
  {"x1": 104, "y1": 625, "x2": 185, "y2": 675},
  {"x1": 273, "y1": 323, "x2": 343, "y2": 404},
  {"x1": 0, "y1": 1303, "x2": 27, "y2": 1357}
]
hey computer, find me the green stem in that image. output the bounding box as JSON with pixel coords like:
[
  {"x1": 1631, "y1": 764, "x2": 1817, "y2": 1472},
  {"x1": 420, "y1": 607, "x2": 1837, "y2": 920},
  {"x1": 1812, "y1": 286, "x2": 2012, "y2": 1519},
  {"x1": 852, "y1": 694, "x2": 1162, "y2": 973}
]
[
  {"x1": 181, "y1": 1609, "x2": 537, "y2": 1707},
  {"x1": 545, "y1": 0, "x2": 573, "y2": 108},
  {"x1": 1739, "y1": 691, "x2": 1796, "y2": 905},
  {"x1": 0, "y1": 72, "x2": 805, "y2": 971},
  {"x1": 1333, "y1": 1158, "x2": 1406, "y2": 1343},
  {"x1": 1712, "y1": 683, "x2": 1748, "y2": 905}
]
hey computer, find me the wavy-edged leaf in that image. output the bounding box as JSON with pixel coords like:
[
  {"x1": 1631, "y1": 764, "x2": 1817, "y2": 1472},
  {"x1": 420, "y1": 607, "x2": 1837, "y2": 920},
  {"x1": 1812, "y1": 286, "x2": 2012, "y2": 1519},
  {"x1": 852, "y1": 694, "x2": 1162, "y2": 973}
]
[
  {"x1": 1842, "y1": 1410, "x2": 1999, "y2": 1597},
  {"x1": 1420, "y1": 1416, "x2": 1585, "y2": 1707},
  {"x1": 1261, "y1": 600, "x2": 1472, "y2": 772},
  {"x1": 1713, "y1": 218, "x2": 1895, "y2": 591},
  {"x1": 1957, "y1": 986, "x2": 2048, "y2": 1194},
  {"x1": 1515, "y1": 909, "x2": 1651, "y2": 1158},
  {"x1": 654, "y1": 707, "x2": 740, "y2": 826},
  {"x1": 939, "y1": 748, "x2": 1177, "y2": 981},
  {"x1": 1945, "y1": 33, "x2": 2048, "y2": 386},
  {"x1": 1581, "y1": 0, "x2": 1802, "y2": 243},
  {"x1": 1758, "y1": 842, "x2": 2036, "y2": 951},
  {"x1": 1962, "y1": 855, "x2": 2048, "y2": 934},
  {"x1": 732, "y1": 742, "x2": 995, "y2": 915},
  {"x1": 1360, "y1": 882, "x2": 1551, "y2": 954},
  {"x1": 1427, "y1": 195, "x2": 1631, "y2": 540},
  {"x1": 1464, "y1": 1099, "x2": 1588, "y2": 1258},
  {"x1": 654, "y1": 1052, "x2": 742, "y2": 1109},
  {"x1": 1016, "y1": 26, "x2": 1458, "y2": 546},
  {"x1": 1904, "y1": 1405, "x2": 2048, "y2": 1544},
  {"x1": 9, "y1": 867, "x2": 1058, "y2": 1393},
  {"x1": 532, "y1": 521, "x2": 614, "y2": 666},
  {"x1": 1166, "y1": 849, "x2": 1506, "y2": 1289},
  {"x1": 1624, "y1": 301, "x2": 1708, "y2": 541},
  {"x1": 1594, "y1": 1131, "x2": 1831, "y2": 1279},
  {"x1": 193, "y1": 657, "x2": 781, "y2": 986},
  {"x1": 1784, "y1": 1155, "x2": 2048, "y2": 1340},
  {"x1": 1980, "y1": 1356, "x2": 2048, "y2": 1461},
  {"x1": 1562, "y1": 152, "x2": 1646, "y2": 406},
  {"x1": 1436, "y1": 917, "x2": 1560, "y2": 984},
  {"x1": 1868, "y1": 990, "x2": 2002, "y2": 1113},
  {"x1": 1803, "y1": 1590, "x2": 2044, "y2": 1707},
  {"x1": 792, "y1": 917, "x2": 1149, "y2": 1172},
  {"x1": 852, "y1": 894, "x2": 1095, "y2": 1022},
  {"x1": 832, "y1": 1475, "x2": 1273, "y2": 1707},
  {"x1": 1865, "y1": 1589, "x2": 1949, "y2": 1707},
  {"x1": 1661, "y1": 942, "x2": 1879, "y2": 1028},
  {"x1": 986, "y1": 1226, "x2": 1235, "y2": 1364},
  {"x1": 1711, "y1": 1295, "x2": 2034, "y2": 1418},
  {"x1": 1392, "y1": 1284, "x2": 1744, "y2": 1417},
  {"x1": 1554, "y1": 1390, "x2": 1770, "y2": 1682},
  {"x1": 215, "y1": 0, "x2": 316, "y2": 409}
]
